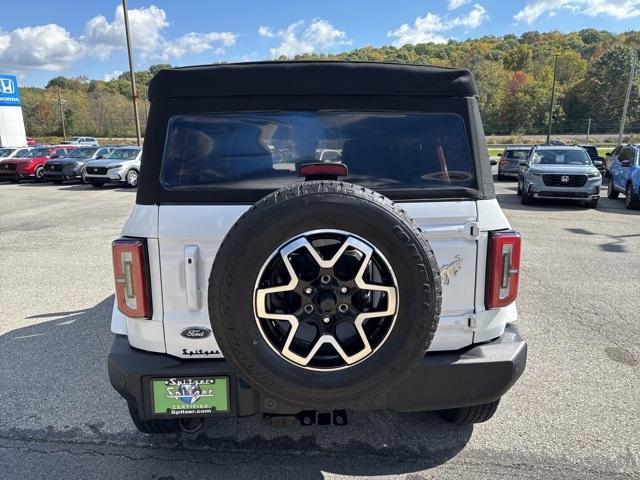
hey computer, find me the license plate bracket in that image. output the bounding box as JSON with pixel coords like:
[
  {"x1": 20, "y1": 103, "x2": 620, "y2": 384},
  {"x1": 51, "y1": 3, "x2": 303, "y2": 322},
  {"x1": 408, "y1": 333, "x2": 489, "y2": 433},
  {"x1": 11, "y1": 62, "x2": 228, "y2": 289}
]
[{"x1": 151, "y1": 376, "x2": 230, "y2": 416}]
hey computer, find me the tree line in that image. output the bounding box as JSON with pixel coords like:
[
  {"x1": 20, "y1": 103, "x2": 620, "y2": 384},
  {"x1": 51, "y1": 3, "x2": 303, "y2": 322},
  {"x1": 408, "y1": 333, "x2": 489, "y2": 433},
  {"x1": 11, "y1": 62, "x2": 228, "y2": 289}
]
[{"x1": 20, "y1": 29, "x2": 640, "y2": 138}]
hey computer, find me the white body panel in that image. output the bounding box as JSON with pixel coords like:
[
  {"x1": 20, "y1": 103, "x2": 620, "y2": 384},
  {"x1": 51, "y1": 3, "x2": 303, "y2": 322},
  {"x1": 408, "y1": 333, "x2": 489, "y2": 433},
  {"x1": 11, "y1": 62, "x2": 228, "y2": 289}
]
[{"x1": 112, "y1": 200, "x2": 516, "y2": 357}]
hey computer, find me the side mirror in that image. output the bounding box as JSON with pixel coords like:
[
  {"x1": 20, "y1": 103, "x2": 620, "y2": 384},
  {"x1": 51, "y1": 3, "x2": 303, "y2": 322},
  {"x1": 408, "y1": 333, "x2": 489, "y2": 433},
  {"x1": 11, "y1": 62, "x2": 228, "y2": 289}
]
[
  {"x1": 606, "y1": 152, "x2": 613, "y2": 156},
  {"x1": 593, "y1": 160, "x2": 603, "y2": 168},
  {"x1": 490, "y1": 159, "x2": 497, "y2": 166},
  {"x1": 96, "y1": 154, "x2": 104, "y2": 159},
  {"x1": 50, "y1": 154, "x2": 60, "y2": 159}
]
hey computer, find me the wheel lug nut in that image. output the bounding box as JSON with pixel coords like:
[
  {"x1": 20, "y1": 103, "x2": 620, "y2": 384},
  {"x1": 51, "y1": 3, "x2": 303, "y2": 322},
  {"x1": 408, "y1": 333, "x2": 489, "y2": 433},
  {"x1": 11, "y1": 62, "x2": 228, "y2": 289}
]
[
  {"x1": 322, "y1": 316, "x2": 331, "y2": 324},
  {"x1": 303, "y1": 305, "x2": 314, "y2": 314},
  {"x1": 304, "y1": 287, "x2": 313, "y2": 295},
  {"x1": 340, "y1": 286, "x2": 348, "y2": 294},
  {"x1": 320, "y1": 275, "x2": 331, "y2": 284},
  {"x1": 338, "y1": 304, "x2": 349, "y2": 313}
]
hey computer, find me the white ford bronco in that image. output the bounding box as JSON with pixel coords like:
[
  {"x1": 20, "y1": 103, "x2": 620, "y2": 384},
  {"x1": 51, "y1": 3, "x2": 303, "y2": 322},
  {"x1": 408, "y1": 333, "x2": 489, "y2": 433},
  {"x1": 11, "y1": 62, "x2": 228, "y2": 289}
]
[{"x1": 108, "y1": 62, "x2": 526, "y2": 434}]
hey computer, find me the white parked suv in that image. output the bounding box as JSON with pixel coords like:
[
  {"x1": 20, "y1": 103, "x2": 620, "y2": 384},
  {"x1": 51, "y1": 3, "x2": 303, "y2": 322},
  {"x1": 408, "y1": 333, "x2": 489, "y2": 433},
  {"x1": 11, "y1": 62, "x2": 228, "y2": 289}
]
[
  {"x1": 84, "y1": 146, "x2": 142, "y2": 188},
  {"x1": 107, "y1": 62, "x2": 527, "y2": 434},
  {"x1": 62, "y1": 136, "x2": 99, "y2": 146},
  {"x1": 0, "y1": 146, "x2": 32, "y2": 161}
]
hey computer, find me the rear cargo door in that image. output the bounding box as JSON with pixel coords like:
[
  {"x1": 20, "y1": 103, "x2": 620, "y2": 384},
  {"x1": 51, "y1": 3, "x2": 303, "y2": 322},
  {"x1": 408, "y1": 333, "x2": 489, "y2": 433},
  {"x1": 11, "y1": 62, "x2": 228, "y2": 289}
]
[
  {"x1": 158, "y1": 204, "x2": 249, "y2": 358},
  {"x1": 402, "y1": 201, "x2": 478, "y2": 351},
  {"x1": 158, "y1": 201, "x2": 478, "y2": 358}
]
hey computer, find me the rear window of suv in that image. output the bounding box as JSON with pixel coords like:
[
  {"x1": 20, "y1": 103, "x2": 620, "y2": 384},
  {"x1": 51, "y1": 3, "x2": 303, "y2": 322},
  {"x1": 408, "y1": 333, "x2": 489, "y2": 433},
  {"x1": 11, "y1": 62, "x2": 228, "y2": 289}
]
[
  {"x1": 160, "y1": 111, "x2": 476, "y2": 197},
  {"x1": 504, "y1": 149, "x2": 529, "y2": 159}
]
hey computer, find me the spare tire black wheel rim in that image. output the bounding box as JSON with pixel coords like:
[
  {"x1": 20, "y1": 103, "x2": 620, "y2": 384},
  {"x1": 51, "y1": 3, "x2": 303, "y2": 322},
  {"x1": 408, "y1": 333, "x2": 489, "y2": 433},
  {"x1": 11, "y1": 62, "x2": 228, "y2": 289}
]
[{"x1": 254, "y1": 229, "x2": 398, "y2": 371}]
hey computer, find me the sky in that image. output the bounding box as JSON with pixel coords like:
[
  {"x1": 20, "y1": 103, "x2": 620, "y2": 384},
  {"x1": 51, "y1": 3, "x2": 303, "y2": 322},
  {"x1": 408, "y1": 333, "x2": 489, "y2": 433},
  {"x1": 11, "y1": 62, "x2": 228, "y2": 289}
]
[{"x1": 1, "y1": 0, "x2": 639, "y2": 87}]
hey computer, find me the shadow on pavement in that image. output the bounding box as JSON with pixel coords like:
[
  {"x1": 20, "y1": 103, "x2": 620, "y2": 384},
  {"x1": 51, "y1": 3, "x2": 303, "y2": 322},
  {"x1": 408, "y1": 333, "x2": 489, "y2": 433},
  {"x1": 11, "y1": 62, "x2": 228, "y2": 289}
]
[
  {"x1": 565, "y1": 227, "x2": 640, "y2": 254},
  {"x1": 0, "y1": 296, "x2": 472, "y2": 478},
  {"x1": 16, "y1": 182, "x2": 136, "y2": 193}
]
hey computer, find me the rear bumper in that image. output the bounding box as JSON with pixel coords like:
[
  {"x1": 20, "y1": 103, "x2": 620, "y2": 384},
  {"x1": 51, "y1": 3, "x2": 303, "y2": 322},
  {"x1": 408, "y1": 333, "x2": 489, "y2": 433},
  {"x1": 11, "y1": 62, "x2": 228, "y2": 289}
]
[
  {"x1": 108, "y1": 324, "x2": 527, "y2": 419},
  {"x1": 498, "y1": 165, "x2": 520, "y2": 176}
]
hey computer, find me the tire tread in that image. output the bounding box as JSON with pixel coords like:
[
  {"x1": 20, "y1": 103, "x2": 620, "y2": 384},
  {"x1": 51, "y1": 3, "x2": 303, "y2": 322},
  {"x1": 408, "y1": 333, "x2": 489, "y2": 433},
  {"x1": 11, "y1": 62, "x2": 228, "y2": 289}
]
[{"x1": 209, "y1": 180, "x2": 442, "y2": 409}]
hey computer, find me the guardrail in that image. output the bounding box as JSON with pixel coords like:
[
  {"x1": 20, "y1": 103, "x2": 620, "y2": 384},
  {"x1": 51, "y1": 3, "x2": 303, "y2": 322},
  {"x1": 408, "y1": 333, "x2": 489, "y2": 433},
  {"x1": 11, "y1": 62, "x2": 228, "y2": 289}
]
[{"x1": 487, "y1": 143, "x2": 618, "y2": 149}]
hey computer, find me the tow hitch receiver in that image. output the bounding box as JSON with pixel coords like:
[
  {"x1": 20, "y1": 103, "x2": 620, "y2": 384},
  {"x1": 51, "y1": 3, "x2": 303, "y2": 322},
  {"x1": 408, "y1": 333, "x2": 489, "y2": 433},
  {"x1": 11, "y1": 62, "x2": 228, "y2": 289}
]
[{"x1": 265, "y1": 410, "x2": 348, "y2": 427}]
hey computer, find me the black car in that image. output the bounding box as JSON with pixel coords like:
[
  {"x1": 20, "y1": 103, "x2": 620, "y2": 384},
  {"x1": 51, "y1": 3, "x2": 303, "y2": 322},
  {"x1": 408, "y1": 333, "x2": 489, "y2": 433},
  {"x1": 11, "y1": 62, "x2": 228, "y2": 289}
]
[
  {"x1": 578, "y1": 144, "x2": 606, "y2": 175},
  {"x1": 43, "y1": 146, "x2": 118, "y2": 183}
]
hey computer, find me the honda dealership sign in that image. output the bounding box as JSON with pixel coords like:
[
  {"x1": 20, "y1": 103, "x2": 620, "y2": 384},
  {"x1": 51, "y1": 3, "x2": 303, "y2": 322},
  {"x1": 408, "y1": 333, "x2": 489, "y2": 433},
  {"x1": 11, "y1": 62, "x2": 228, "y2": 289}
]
[
  {"x1": 0, "y1": 74, "x2": 27, "y2": 146},
  {"x1": 0, "y1": 75, "x2": 21, "y2": 107}
]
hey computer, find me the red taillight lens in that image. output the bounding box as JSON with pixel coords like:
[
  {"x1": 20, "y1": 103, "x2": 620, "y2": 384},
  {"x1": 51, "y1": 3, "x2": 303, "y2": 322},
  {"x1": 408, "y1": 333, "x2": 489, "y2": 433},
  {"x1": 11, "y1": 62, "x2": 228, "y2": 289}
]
[
  {"x1": 298, "y1": 163, "x2": 348, "y2": 177},
  {"x1": 486, "y1": 231, "x2": 521, "y2": 309},
  {"x1": 112, "y1": 238, "x2": 152, "y2": 319}
]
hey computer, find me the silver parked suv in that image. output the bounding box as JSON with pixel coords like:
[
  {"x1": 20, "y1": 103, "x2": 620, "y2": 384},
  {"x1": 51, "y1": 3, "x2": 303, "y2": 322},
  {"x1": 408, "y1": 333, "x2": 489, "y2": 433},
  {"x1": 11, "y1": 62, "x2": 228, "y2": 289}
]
[
  {"x1": 84, "y1": 146, "x2": 142, "y2": 188},
  {"x1": 517, "y1": 145, "x2": 602, "y2": 208},
  {"x1": 498, "y1": 146, "x2": 530, "y2": 179}
]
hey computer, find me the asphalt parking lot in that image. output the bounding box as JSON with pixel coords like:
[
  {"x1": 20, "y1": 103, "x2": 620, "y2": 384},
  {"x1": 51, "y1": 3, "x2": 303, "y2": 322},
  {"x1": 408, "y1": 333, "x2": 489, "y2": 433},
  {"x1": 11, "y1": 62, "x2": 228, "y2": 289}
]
[{"x1": 0, "y1": 178, "x2": 638, "y2": 479}]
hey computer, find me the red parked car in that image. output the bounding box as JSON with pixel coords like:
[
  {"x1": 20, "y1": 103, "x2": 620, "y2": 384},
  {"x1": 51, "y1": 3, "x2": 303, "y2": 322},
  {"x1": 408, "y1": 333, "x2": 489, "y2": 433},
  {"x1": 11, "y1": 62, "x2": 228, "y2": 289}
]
[{"x1": 0, "y1": 145, "x2": 78, "y2": 182}]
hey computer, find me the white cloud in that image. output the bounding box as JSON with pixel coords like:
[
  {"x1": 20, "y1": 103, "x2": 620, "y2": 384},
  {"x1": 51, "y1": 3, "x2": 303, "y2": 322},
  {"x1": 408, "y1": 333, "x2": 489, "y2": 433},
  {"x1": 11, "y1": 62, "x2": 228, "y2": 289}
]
[
  {"x1": 103, "y1": 70, "x2": 123, "y2": 81},
  {"x1": 448, "y1": 0, "x2": 471, "y2": 10},
  {"x1": 259, "y1": 19, "x2": 350, "y2": 58},
  {"x1": 258, "y1": 26, "x2": 276, "y2": 38},
  {"x1": 159, "y1": 32, "x2": 236, "y2": 61},
  {"x1": 0, "y1": 24, "x2": 84, "y2": 71},
  {"x1": 0, "y1": 3, "x2": 238, "y2": 74},
  {"x1": 514, "y1": 0, "x2": 640, "y2": 23},
  {"x1": 388, "y1": 4, "x2": 488, "y2": 46},
  {"x1": 82, "y1": 5, "x2": 168, "y2": 59},
  {"x1": 83, "y1": 4, "x2": 237, "y2": 61}
]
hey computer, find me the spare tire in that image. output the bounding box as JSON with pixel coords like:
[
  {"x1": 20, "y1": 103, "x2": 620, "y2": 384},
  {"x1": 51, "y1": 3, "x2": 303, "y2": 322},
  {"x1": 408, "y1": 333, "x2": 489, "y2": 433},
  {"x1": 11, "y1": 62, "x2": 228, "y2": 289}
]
[{"x1": 208, "y1": 181, "x2": 441, "y2": 409}]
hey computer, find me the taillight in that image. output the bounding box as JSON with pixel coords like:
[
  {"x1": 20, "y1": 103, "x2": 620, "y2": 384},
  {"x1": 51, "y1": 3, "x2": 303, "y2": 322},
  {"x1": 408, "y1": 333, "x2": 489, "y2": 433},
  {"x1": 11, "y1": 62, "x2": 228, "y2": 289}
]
[
  {"x1": 112, "y1": 238, "x2": 152, "y2": 319},
  {"x1": 486, "y1": 231, "x2": 521, "y2": 309}
]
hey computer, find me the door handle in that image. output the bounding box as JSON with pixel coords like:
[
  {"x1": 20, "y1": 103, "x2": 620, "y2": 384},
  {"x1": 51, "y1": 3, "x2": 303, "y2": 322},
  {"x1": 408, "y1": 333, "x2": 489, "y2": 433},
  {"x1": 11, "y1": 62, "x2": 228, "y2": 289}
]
[{"x1": 184, "y1": 245, "x2": 201, "y2": 311}]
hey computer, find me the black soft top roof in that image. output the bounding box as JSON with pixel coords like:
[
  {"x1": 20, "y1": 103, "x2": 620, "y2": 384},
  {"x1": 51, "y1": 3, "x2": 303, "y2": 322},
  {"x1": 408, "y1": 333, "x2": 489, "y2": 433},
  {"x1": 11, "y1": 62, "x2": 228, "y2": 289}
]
[{"x1": 148, "y1": 61, "x2": 478, "y2": 99}]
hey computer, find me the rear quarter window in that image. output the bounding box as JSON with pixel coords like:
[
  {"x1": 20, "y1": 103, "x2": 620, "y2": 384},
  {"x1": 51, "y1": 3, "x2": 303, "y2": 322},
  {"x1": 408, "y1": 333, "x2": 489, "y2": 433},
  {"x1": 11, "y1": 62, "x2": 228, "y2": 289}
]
[
  {"x1": 504, "y1": 149, "x2": 529, "y2": 159},
  {"x1": 160, "y1": 111, "x2": 477, "y2": 197}
]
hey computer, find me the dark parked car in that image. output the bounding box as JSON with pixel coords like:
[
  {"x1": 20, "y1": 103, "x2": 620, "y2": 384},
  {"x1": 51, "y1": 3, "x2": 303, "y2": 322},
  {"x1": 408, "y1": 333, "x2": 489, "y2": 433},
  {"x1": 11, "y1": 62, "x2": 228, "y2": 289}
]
[
  {"x1": 498, "y1": 146, "x2": 530, "y2": 180},
  {"x1": 43, "y1": 146, "x2": 118, "y2": 184},
  {"x1": 578, "y1": 144, "x2": 605, "y2": 175}
]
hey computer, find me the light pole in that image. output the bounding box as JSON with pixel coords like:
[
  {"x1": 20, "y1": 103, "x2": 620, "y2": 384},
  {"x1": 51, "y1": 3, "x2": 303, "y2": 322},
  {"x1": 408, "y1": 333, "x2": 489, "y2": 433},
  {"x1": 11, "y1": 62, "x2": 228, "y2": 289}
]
[
  {"x1": 545, "y1": 54, "x2": 559, "y2": 144},
  {"x1": 122, "y1": 0, "x2": 142, "y2": 146},
  {"x1": 57, "y1": 87, "x2": 66, "y2": 140},
  {"x1": 618, "y1": 51, "x2": 637, "y2": 144}
]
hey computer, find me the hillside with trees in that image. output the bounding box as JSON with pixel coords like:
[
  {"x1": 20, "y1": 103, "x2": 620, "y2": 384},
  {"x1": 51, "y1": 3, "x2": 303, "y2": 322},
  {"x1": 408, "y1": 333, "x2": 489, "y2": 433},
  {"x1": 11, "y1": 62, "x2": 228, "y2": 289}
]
[{"x1": 20, "y1": 29, "x2": 640, "y2": 139}]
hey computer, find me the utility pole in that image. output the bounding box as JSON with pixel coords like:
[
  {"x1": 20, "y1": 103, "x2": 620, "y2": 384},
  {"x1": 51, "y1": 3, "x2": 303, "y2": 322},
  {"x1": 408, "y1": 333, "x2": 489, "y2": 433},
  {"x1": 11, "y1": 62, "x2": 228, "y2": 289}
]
[
  {"x1": 546, "y1": 54, "x2": 559, "y2": 144},
  {"x1": 618, "y1": 51, "x2": 637, "y2": 144},
  {"x1": 122, "y1": 0, "x2": 142, "y2": 146},
  {"x1": 57, "y1": 87, "x2": 66, "y2": 140},
  {"x1": 586, "y1": 117, "x2": 591, "y2": 143}
]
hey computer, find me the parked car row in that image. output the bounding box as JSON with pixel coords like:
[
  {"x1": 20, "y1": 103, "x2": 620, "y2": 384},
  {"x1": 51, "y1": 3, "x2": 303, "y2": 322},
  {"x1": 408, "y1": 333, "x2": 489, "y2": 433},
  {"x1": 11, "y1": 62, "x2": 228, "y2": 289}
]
[
  {"x1": 497, "y1": 143, "x2": 640, "y2": 210},
  {"x1": 0, "y1": 145, "x2": 142, "y2": 188}
]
